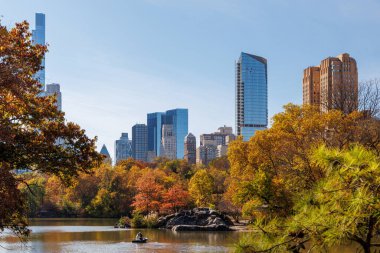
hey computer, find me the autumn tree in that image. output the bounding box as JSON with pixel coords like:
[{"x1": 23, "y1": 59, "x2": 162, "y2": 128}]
[
  {"x1": 18, "y1": 175, "x2": 46, "y2": 217},
  {"x1": 161, "y1": 183, "x2": 191, "y2": 213},
  {"x1": 0, "y1": 21, "x2": 102, "y2": 238},
  {"x1": 227, "y1": 104, "x2": 380, "y2": 222},
  {"x1": 238, "y1": 145, "x2": 380, "y2": 253},
  {"x1": 86, "y1": 164, "x2": 133, "y2": 217},
  {"x1": 132, "y1": 170, "x2": 164, "y2": 213},
  {"x1": 359, "y1": 78, "x2": 380, "y2": 118},
  {"x1": 188, "y1": 169, "x2": 214, "y2": 207}
]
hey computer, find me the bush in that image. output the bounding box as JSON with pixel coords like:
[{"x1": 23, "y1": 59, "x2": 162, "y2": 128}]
[
  {"x1": 143, "y1": 213, "x2": 159, "y2": 228},
  {"x1": 131, "y1": 213, "x2": 145, "y2": 228},
  {"x1": 117, "y1": 216, "x2": 131, "y2": 228}
]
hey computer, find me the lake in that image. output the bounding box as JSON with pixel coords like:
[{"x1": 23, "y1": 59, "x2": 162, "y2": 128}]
[{"x1": 0, "y1": 219, "x2": 362, "y2": 252}]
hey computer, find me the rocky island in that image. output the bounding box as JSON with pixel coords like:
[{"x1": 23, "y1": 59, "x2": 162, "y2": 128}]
[{"x1": 156, "y1": 208, "x2": 234, "y2": 231}]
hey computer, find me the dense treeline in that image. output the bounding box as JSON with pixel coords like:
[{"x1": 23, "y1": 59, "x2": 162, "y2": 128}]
[{"x1": 19, "y1": 157, "x2": 232, "y2": 218}]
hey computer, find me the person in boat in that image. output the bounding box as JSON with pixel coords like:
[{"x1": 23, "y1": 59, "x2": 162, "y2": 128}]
[{"x1": 136, "y1": 232, "x2": 143, "y2": 241}]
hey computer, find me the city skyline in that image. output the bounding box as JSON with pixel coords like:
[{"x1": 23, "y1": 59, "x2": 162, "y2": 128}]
[{"x1": 2, "y1": 1, "x2": 379, "y2": 157}]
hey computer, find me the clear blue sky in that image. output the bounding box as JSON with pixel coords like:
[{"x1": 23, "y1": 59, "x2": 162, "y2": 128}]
[{"x1": 2, "y1": 0, "x2": 380, "y2": 158}]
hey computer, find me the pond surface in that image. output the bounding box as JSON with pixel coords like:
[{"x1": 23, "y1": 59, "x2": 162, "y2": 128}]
[{"x1": 0, "y1": 219, "x2": 363, "y2": 252}]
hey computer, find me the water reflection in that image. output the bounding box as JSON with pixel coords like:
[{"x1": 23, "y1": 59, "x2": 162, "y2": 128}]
[{"x1": 0, "y1": 219, "x2": 364, "y2": 253}]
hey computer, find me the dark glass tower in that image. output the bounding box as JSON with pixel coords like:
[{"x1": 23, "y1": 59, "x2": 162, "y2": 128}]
[
  {"x1": 236, "y1": 52, "x2": 268, "y2": 141},
  {"x1": 147, "y1": 112, "x2": 164, "y2": 157},
  {"x1": 132, "y1": 124, "x2": 148, "y2": 162},
  {"x1": 32, "y1": 13, "x2": 46, "y2": 90}
]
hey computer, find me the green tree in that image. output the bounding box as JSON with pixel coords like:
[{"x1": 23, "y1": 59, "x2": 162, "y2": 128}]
[
  {"x1": 0, "y1": 21, "x2": 102, "y2": 238},
  {"x1": 188, "y1": 169, "x2": 214, "y2": 207},
  {"x1": 238, "y1": 145, "x2": 380, "y2": 253}
]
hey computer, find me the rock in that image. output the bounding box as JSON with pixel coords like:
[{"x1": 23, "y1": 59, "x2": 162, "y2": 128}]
[
  {"x1": 172, "y1": 224, "x2": 232, "y2": 232},
  {"x1": 158, "y1": 208, "x2": 233, "y2": 231}
]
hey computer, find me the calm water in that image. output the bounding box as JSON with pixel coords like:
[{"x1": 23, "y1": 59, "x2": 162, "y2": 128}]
[{"x1": 0, "y1": 219, "x2": 362, "y2": 253}]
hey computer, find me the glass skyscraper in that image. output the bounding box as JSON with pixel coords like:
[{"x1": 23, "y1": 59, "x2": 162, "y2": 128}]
[
  {"x1": 132, "y1": 124, "x2": 148, "y2": 162},
  {"x1": 32, "y1": 13, "x2": 46, "y2": 90},
  {"x1": 115, "y1": 133, "x2": 133, "y2": 164},
  {"x1": 147, "y1": 112, "x2": 164, "y2": 157},
  {"x1": 45, "y1": 83, "x2": 62, "y2": 111},
  {"x1": 236, "y1": 52, "x2": 268, "y2": 141},
  {"x1": 147, "y1": 109, "x2": 188, "y2": 159},
  {"x1": 165, "y1": 109, "x2": 188, "y2": 159}
]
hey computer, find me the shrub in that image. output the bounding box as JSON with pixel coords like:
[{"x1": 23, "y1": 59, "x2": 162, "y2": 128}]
[
  {"x1": 131, "y1": 213, "x2": 145, "y2": 228},
  {"x1": 143, "y1": 213, "x2": 159, "y2": 228}
]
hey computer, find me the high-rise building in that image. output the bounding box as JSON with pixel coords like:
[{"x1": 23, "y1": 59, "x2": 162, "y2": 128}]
[
  {"x1": 100, "y1": 144, "x2": 112, "y2": 164},
  {"x1": 147, "y1": 112, "x2": 164, "y2": 157},
  {"x1": 236, "y1": 52, "x2": 268, "y2": 141},
  {"x1": 196, "y1": 144, "x2": 218, "y2": 166},
  {"x1": 32, "y1": 13, "x2": 46, "y2": 90},
  {"x1": 165, "y1": 109, "x2": 188, "y2": 159},
  {"x1": 184, "y1": 133, "x2": 196, "y2": 165},
  {"x1": 303, "y1": 53, "x2": 358, "y2": 113},
  {"x1": 132, "y1": 124, "x2": 148, "y2": 162},
  {"x1": 115, "y1": 133, "x2": 133, "y2": 164},
  {"x1": 303, "y1": 67, "x2": 321, "y2": 106},
  {"x1": 196, "y1": 126, "x2": 236, "y2": 165},
  {"x1": 161, "y1": 124, "x2": 176, "y2": 160},
  {"x1": 200, "y1": 125, "x2": 236, "y2": 147},
  {"x1": 147, "y1": 108, "x2": 188, "y2": 160},
  {"x1": 45, "y1": 83, "x2": 62, "y2": 111}
]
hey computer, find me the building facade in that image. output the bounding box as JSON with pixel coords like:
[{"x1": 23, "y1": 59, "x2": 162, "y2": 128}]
[
  {"x1": 196, "y1": 144, "x2": 218, "y2": 166},
  {"x1": 200, "y1": 126, "x2": 236, "y2": 147},
  {"x1": 303, "y1": 53, "x2": 358, "y2": 113},
  {"x1": 147, "y1": 108, "x2": 188, "y2": 160},
  {"x1": 197, "y1": 126, "x2": 236, "y2": 165},
  {"x1": 165, "y1": 109, "x2": 188, "y2": 159},
  {"x1": 161, "y1": 124, "x2": 176, "y2": 160},
  {"x1": 32, "y1": 13, "x2": 46, "y2": 90},
  {"x1": 45, "y1": 83, "x2": 62, "y2": 111},
  {"x1": 303, "y1": 67, "x2": 320, "y2": 106},
  {"x1": 147, "y1": 112, "x2": 164, "y2": 158},
  {"x1": 115, "y1": 133, "x2": 133, "y2": 164},
  {"x1": 184, "y1": 133, "x2": 196, "y2": 165},
  {"x1": 132, "y1": 124, "x2": 148, "y2": 162},
  {"x1": 236, "y1": 52, "x2": 268, "y2": 141}
]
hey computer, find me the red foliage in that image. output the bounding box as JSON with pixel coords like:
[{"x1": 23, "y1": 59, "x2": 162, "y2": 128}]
[
  {"x1": 161, "y1": 184, "x2": 191, "y2": 213},
  {"x1": 131, "y1": 173, "x2": 164, "y2": 213}
]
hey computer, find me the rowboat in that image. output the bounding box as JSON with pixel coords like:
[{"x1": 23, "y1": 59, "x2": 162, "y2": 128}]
[{"x1": 132, "y1": 238, "x2": 148, "y2": 243}]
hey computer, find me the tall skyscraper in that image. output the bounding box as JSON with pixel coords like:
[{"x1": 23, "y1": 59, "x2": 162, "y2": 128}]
[
  {"x1": 45, "y1": 83, "x2": 62, "y2": 111},
  {"x1": 303, "y1": 53, "x2": 358, "y2": 114},
  {"x1": 115, "y1": 133, "x2": 133, "y2": 164},
  {"x1": 236, "y1": 52, "x2": 268, "y2": 141},
  {"x1": 132, "y1": 124, "x2": 148, "y2": 162},
  {"x1": 147, "y1": 108, "x2": 188, "y2": 160},
  {"x1": 147, "y1": 112, "x2": 164, "y2": 157},
  {"x1": 165, "y1": 109, "x2": 188, "y2": 159},
  {"x1": 303, "y1": 67, "x2": 321, "y2": 106},
  {"x1": 184, "y1": 133, "x2": 196, "y2": 165},
  {"x1": 161, "y1": 124, "x2": 176, "y2": 160},
  {"x1": 32, "y1": 13, "x2": 46, "y2": 90}
]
